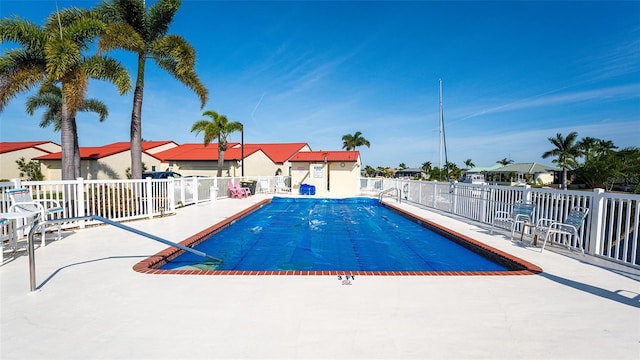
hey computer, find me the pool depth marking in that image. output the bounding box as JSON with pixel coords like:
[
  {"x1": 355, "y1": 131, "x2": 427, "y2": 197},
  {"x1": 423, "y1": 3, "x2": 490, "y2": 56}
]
[{"x1": 133, "y1": 198, "x2": 542, "y2": 276}]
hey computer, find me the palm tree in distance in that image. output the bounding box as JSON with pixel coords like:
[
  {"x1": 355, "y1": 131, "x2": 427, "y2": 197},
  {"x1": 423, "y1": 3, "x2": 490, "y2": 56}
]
[
  {"x1": 463, "y1": 159, "x2": 475, "y2": 170},
  {"x1": 26, "y1": 82, "x2": 108, "y2": 177},
  {"x1": 576, "y1": 136, "x2": 599, "y2": 162},
  {"x1": 542, "y1": 132, "x2": 582, "y2": 190},
  {"x1": 191, "y1": 110, "x2": 242, "y2": 177},
  {"x1": 0, "y1": 9, "x2": 131, "y2": 180},
  {"x1": 97, "y1": 0, "x2": 208, "y2": 179},
  {"x1": 342, "y1": 131, "x2": 370, "y2": 151},
  {"x1": 421, "y1": 161, "x2": 432, "y2": 174},
  {"x1": 496, "y1": 158, "x2": 514, "y2": 167}
]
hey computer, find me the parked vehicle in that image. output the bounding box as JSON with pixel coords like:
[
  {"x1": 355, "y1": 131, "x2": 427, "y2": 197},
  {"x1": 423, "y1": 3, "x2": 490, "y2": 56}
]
[{"x1": 142, "y1": 171, "x2": 182, "y2": 179}]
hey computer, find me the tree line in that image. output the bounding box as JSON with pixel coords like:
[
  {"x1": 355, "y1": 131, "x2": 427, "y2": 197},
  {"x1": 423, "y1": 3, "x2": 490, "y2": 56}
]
[{"x1": 354, "y1": 131, "x2": 638, "y2": 193}]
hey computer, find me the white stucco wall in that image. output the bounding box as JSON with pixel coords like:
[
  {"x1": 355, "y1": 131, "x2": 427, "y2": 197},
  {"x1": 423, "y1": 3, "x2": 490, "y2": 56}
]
[{"x1": 291, "y1": 161, "x2": 360, "y2": 196}]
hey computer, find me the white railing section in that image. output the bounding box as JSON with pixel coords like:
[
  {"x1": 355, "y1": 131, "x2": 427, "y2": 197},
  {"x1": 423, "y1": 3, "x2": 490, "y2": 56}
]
[
  {"x1": 1, "y1": 175, "x2": 291, "y2": 226},
  {"x1": 362, "y1": 178, "x2": 640, "y2": 268}
]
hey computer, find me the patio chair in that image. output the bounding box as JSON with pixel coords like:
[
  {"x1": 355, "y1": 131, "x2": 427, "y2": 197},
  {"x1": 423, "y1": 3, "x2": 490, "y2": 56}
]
[
  {"x1": 228, "y1": 182, "x2": 248, "y2": 198},
  {"x1": 7, "y1": 188, "x2": 63, "y2": 246},
  {"x1": 490, "y1": 201, "x2": 535, "y2": 241},
  {"x1": 533, "y1": 207, "x2": 589, "y2": 254},
  {"x1": 235, "y1": 182, "x2": 252, "y2": 197},
  {"x1": 276, "y1": 177, "x2": 290, "y2": 193},
  {"x1": 258, "y1": 178, "x2": 272, "y2": 194}
]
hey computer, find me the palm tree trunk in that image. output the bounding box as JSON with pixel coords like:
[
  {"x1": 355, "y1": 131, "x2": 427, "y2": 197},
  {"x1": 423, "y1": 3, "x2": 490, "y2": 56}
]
[
  {"x1": 130, "y1": 54, "x2": 146, "y2": 179},
  {"x1": 60, "y1": 96, "x2": 75, "y2": 180},
  {"x1": 72, "y1": 117, "x2": 81, "y2": 178},
  {"x1": 217, "y1": 150, "x2": 224, "y2": 177},
  {"x1": 563, "y1": 168, "x2": 568, "y2": 190}
]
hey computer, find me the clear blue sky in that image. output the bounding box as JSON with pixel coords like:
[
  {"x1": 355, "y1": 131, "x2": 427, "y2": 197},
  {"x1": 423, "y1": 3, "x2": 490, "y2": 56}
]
[{"x1": 1, "y1": 0, "x2": 639, "y2": 169}]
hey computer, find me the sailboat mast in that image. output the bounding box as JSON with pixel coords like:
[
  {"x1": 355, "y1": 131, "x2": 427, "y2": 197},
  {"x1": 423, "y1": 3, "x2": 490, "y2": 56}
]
[
  {"x1": 439, "y1": 79, "x2": 450, "y2": 181},
  {"x1": 439, "y1": 79, "x2": 443, "y2": 172}
]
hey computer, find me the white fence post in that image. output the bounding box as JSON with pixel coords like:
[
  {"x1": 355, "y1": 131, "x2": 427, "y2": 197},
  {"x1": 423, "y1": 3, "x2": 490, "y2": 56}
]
[
  {"x1": 589, "y1": 188, "x2": 606, "y2": 256},
  {"x1": 480, "y1": 183, "x2": 489, "y2": 223},
  {"x1": 522, "y1": 185, "x2": 532, "y2": 202},
  {"x1": 451, "y1": 183, "x2": 458, "y2": 214},
  {"x1": 145, "y1": 178, "x2": 153, "y2": 219},
  {"x1": 168, "y1": 178, "x2": 176, "y2": 213},
  {"x1": 76, "y1": 177, "x2": 86, "y2": 228}
]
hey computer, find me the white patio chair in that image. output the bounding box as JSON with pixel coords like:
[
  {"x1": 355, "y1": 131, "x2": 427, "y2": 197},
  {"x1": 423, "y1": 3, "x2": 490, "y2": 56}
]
[
  {"x1": 534, "y1": 207, "x2": 589, "y2": 254},
  {"x1": 276, "y1": 177, "x2": 290, "y2": 193},
  {"x1": 490, "y1": 201, "x2": 535, "y2": 241},
  {"x1": 258, "y1": 178, "x2": 273, "y2": 193},
  {"x1": 7, "y1": 188, "x2": 64, "y2": 246}
]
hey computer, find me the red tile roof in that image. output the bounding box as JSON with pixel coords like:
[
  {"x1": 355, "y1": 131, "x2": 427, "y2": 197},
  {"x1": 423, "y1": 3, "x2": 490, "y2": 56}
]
[
  {"x1": 0, "y1": 141, "x2": 59, "y2": 154},
  {"x1": 34, "y1": 141, "x2": 175, "y2": 160},
  {"x1": 289, "y1": 151, "x2": 360, "y2": 162},
  {"x1": 155, "y1": 142, "x2": 309, "y2": 162},
  {"x1": 155, "y1": 143, "x2": 245, "y2": 161},
  {"x1": 239, "y1": 143, "x2": 309, "y2": 163}
]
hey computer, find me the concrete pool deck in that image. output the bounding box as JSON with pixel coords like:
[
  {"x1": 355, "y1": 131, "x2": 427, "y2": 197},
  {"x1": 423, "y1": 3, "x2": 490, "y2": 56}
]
[{"x1": 1, "y1": 195, "x2": 639, "y2": 359}]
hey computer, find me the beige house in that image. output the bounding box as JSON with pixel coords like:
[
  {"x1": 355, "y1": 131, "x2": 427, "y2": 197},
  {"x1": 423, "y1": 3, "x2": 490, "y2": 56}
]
[
  {"x1": 155, "y1": 142, "x2": 311, "y2": 177},
  {"x1": 0, "y1": 141, "x2": 61, "y2": 180},
  {"x1": 289, "y1": 151, "x2": 361, "y2": 196},
  {"x1": 34, "y1": 141, "x2": 178, "y2": 180},
  {"x1": 484, "y1": 163, "x2": 559, "y2": 185}
]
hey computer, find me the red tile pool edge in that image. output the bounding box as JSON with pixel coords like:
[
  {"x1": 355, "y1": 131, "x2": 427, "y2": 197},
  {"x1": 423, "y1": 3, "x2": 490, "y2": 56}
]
[{"x1": 133, "y1": 198, "x2": 543, "y2": 276}]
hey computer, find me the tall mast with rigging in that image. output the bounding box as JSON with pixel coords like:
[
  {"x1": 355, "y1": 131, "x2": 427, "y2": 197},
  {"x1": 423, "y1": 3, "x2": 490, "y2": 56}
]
[{"x1": 439, "y1": 79, "x2": 450, "y2": 181}]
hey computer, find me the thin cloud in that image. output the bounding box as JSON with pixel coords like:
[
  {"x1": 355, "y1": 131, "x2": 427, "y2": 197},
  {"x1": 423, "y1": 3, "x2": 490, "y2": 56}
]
[{"x1": 457, "y1": 84, "x2": 640, "y2": 123}]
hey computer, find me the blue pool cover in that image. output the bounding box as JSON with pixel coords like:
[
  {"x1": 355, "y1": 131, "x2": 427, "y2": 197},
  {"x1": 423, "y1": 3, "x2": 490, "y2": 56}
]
[{"x1": 160, "y1": 197, "x2": 509, "y2": 272}]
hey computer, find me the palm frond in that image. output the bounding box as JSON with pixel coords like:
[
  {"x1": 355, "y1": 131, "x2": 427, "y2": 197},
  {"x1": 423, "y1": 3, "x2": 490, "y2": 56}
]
[
  {"x1": 80, "y1": 99, "x2": 108, "y2": 121},
  {"x1": 147, "y1": 0, "x2": 180, "y2": 41},
  {"x1": 26, "y1": 91, "x2": 60, "y2": 115},
  {"x1": 98, "y1": 23, "x2": 146, "y2": 53},
  {"x1": 82, "y1": 55, "x2": 132, "y2": 95},
  {"x1": 0, "y1": 64, "x2": 47, "y2": 111},
  {"x1": 0, "y1": 16, "x2": 47, "y2": 51},
  {"x1": 45, "y1": 37, "x2": 81, "y2": 80},
  {"x1": 152, "y1": 35, "x2": 207, "y2": 107},
  {"x1": 62, "y1": 69, "x2": 88, "y2": 115}
]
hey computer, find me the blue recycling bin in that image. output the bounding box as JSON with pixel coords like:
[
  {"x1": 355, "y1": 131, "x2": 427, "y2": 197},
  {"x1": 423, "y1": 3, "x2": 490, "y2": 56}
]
[{"x1": 300, "y1": 184, "x2": 316, "y2": 195}]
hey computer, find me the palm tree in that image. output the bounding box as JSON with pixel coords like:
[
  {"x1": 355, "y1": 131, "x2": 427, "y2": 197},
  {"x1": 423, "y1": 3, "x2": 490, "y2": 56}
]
[
  {"x1": 542, "y1": 132, "x2": 582, "y2": 190},
  {"x1": 26, "y1": 82, "x2": 108, "y2": 177},
  {"x1": 96, "y1": 0, "x2": 208, "y2": 179},
  {"x1": 595, "y1": 139, "x2": 618, "y2": 156},
  {"x1": 496, "y1": 158, "x2": 514, "y2": 167},
  {"x1": 191, "y1": 110, "x2": 242, "y2": 177},
  {"x1": 463, "y1": 159, "x2": 475, "y2": 170},
  {"x1": 421, "y1": 161, "x2": 432, "y2": 173},
  {"x1": 363, "y1": 165, "x2": 375, "y2": 177},
  {"x1": 0, "y1": 9, "x2": 130, "y2": 180},
  {"x1": 342, "y1": 131, "x2": 370, "y2": 151},
  {"x1": 576, "y1": 136, "x2": 599, "y2": 162}
]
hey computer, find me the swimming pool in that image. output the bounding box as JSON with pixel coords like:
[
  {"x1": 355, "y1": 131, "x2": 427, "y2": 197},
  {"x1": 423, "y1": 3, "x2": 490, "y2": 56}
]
[{"x1": 135, "y1": 197, "x2": 541, "y2": 275}]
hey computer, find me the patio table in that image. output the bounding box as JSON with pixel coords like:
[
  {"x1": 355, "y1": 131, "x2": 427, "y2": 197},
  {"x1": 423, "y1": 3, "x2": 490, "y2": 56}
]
[{"x1": 0, "y1": 211, "x2": 39, "y2": 255}]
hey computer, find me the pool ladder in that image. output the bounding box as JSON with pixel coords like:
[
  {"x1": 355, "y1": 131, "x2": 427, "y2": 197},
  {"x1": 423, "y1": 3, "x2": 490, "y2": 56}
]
[
  {"x1": 25, "y1": 215, "x2": 222, "y2": 292},
  {"x1": 378, "y1": 188, "x2": 401, "y2": 203}
]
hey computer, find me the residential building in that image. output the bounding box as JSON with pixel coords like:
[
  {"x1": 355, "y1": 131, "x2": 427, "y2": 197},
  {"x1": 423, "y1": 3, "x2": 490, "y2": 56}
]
[
  {"x1": 289, "y1": 151, "x2": 361, "y2": 196},
  {"x1": 0, "y1": 141, "x2": 61, "y2": 180},
  {"x1": 33, "y1": 141, "x2": 178, "y2": 180},
  {"x1": 483, "y1": 163, "x2": 559, "y2": 185},
  {"x1": 154, "y1": 142, "x2": 311, "y2": 177}
]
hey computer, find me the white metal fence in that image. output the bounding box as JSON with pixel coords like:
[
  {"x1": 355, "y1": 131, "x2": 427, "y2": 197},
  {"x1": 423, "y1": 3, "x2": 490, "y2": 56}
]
[
  {"x1": 2, "y1": 176, "x2": 638, "y2": 268},
  {"x1": 361, "y1": 178, "x2": 640, "y2": 268},
  {"x1": 0, "y1": 176, "x2": 291, "y2": 229}
]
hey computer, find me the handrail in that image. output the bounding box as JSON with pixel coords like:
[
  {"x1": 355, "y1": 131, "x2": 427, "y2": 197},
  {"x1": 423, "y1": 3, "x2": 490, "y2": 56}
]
[
  {"x1": 27, "y1": 215, "x2": 223, "y2": 292},
  {"x1": 378, "y1": 188, "x2": 401, "y2": 203}
]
